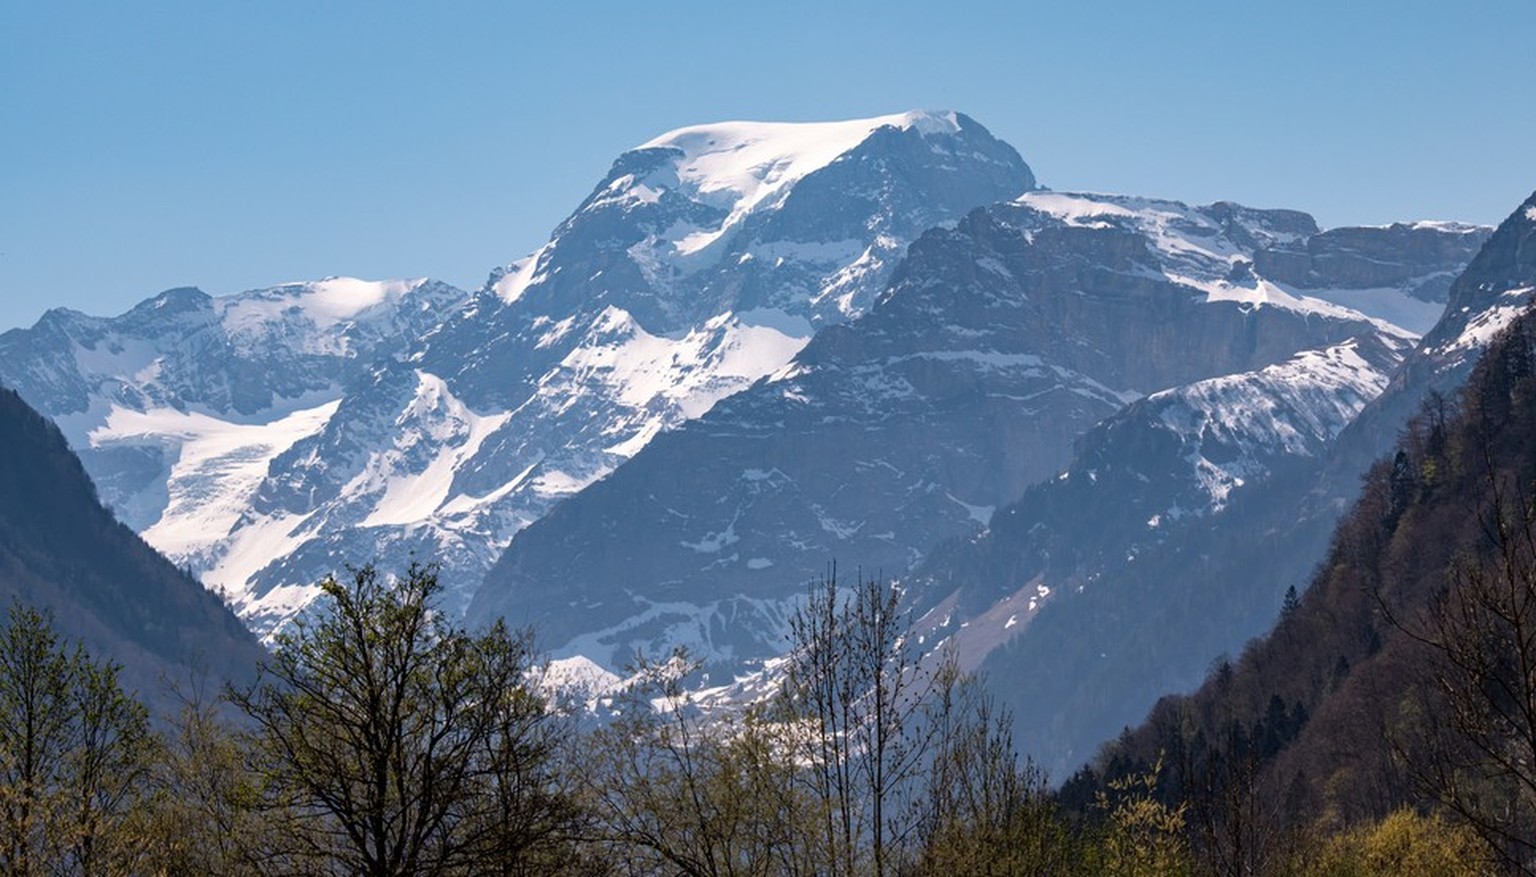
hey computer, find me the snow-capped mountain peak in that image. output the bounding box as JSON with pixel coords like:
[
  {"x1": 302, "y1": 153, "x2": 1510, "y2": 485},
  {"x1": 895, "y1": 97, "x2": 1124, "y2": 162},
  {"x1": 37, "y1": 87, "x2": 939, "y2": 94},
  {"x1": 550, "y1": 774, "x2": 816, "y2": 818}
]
[
  {"x1": 0, "y1": 111, "x2": 1035, "y2": 638},
  {"x1": 636, "y1": 110, "x2": 965, "y2": 218},
  {"x1": 480, "y1": 110, "x2": 1035, "y2": 333},
  {"x1": 3, "y1": 111, "x2": 1494, "y2": 668}
]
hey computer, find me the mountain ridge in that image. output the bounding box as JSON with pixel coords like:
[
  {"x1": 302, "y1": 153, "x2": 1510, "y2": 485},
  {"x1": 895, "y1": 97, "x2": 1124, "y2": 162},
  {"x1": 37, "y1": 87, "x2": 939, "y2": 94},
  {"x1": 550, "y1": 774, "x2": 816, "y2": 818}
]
[{"x1": 953, "y1": 189, "x2": 1532, "y2": 775}]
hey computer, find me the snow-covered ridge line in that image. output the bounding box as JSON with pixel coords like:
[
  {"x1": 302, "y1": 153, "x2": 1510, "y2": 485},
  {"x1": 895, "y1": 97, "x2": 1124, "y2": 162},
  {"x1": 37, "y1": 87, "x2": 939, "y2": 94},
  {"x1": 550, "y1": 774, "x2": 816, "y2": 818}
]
[
  {"x1": 1007, "y1": 191, "x2": 1486, "y2": 334},
  {"x1": 222, "y1": 276, "x2": 431, "y2": 333},
  {"x1": 1155, "y1": 338, "x2": 1401, "y2": 451},
  {"x1": 1431, "y1": 286, "x2": 1536, "y2": 360},
  {"x1": 1374, "y1": 220, "x2": 1488, "y2": 233},
  {"x1": 637, "y1": 109, "x2": 960, "y2": 159}
]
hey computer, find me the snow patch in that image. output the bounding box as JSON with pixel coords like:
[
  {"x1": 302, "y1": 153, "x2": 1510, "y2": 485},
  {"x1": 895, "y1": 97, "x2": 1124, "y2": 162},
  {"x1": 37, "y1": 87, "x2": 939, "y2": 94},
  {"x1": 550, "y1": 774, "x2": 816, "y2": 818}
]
[
  {"x1": 1014, "y1": 191, "x2": 1140, "y2": 227},
  {"x1": 1438, "y1": 291, "x2": 1534, "y2": 358},
  {"x1": 682, "y1": 514, "x2": 740, "y2": 553},
  {"x1": 207, "y1": 510, "x2": 322, "y2": 626},
  {"x1": 97, "y1": 400, "x2": 341, "y2": 561},
  {"x1": 1272, "y1": 282, "x2": 1445, "y2": 335},
  {"x1": 947, "y1": 492, "x2": 994, "y2": 526},
  {"x1": 554, "y1": 306, "x2": 812, "y2": 422},
  {"x1": 493, "y1": 246, "x2": 549, "y2": 304},
  {"x1": 541, "y1": 656, "x2": 624, "y2": 702},
  {"x1": 222, "y1": 277, "x2": 426, "y2": 336},
  {"x1": 359, "y1": 372, "x2": 512, "y2": 528}
]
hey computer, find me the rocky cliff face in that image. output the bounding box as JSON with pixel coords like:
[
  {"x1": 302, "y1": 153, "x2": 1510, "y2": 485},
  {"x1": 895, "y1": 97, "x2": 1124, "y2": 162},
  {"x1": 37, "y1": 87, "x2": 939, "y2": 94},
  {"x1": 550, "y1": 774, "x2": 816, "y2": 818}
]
[
  {"x1": 1254, "y1": 220, "x2": 1488, "y2": 313},
  {"x1": 470, "y1": 191, "x2": 1466, "y2": 673}
]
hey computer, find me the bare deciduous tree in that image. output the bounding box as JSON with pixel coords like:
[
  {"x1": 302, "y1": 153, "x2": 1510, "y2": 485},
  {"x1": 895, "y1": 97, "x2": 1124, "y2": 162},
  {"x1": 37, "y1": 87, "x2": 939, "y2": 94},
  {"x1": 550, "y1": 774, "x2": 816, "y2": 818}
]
[
  {"x1": 587, "y1": 651, "x2": 816, "y2": 877},
  {"x1": 229, "y1": 563, "x2": 577, "y2": 876},
  {"x1": 1407, "y1": 469, "x2": 1536, "y2": 874},
  {"x1": 777, "y1": 567, "x2": 948, "y2": 876}
]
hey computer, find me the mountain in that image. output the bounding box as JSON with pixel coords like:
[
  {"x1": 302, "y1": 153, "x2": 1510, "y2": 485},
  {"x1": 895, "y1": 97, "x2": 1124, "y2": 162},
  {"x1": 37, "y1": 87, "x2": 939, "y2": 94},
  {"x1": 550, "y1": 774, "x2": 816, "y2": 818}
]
[
  {"x1": 0, "y1": 111, "x2": 1036, "y2": 635},
  {"x1": 0, "y1": 108, "x2": 1497, "y2": 717},
  {"x1": 915, "y1": 332, "x2": 1409, "y2": 626},
  {"x1": 0, "y1": 384, "x2": 264, "y2": 704},
  {"x1": 471, "y1": 191, "x2": 1481, "y2": 673},
  {"x1": 939, "y1": 192, "x2": 1527, "y2": 777}
]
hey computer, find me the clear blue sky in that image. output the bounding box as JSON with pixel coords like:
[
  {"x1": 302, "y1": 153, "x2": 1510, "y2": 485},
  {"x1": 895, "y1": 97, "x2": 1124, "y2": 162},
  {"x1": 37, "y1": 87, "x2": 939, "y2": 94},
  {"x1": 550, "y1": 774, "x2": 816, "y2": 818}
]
[{"x1": 3, "y1": 1, "x2": 1533, "y2": 331}]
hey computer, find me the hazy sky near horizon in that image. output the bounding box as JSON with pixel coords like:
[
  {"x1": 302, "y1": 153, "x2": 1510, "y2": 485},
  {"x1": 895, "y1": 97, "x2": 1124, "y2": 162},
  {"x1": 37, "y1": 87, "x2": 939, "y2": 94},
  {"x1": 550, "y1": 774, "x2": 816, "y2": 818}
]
[{"x1": 3, "y1": 1, "x2": 1533, "y2": 331}]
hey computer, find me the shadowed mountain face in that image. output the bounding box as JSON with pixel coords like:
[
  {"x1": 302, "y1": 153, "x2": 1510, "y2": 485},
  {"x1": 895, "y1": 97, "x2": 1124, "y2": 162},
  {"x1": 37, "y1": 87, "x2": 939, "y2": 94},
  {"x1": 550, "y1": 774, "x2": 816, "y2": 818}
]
[
  {"x1": 470, "y1": 191, "x2": 1476, "y2": 674},
  {"x1": 0, "y1": 385, "x2": 265, "y2": 707}
]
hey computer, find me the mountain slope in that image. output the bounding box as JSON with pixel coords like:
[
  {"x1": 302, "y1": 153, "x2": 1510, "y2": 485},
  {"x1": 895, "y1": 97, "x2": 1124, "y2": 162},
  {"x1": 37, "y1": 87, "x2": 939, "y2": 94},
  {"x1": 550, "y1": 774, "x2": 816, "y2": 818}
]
[
  {"x1": 952, "y1": 190, "x2": 1531, "y2": 776},
  {"x1": 0, "y1": 112, "x2": 1035, "y2": 635},
  {"x1": 1065, "y1": 295, "x2": 1536, "y2": 869},
  {"x1": 917, "y1": 331, "x2": 1410, "y2": 619},
  {"x1": 0, "y1": 384, "x2": 264, "y2": 703},
  {"x1": 0, "y1": 278, "x2": 469, "y2": 571}
]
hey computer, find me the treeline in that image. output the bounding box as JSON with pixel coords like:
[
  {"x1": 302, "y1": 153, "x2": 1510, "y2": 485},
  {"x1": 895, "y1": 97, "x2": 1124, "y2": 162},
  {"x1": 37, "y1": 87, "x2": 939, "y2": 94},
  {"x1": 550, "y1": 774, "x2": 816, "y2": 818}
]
[
  {"x1": 5, "y1": 563, "x2": 1083, "y2": 876},
  {"x1": 0, "y1": 557, "x2": 1509, "y2": 876}
]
